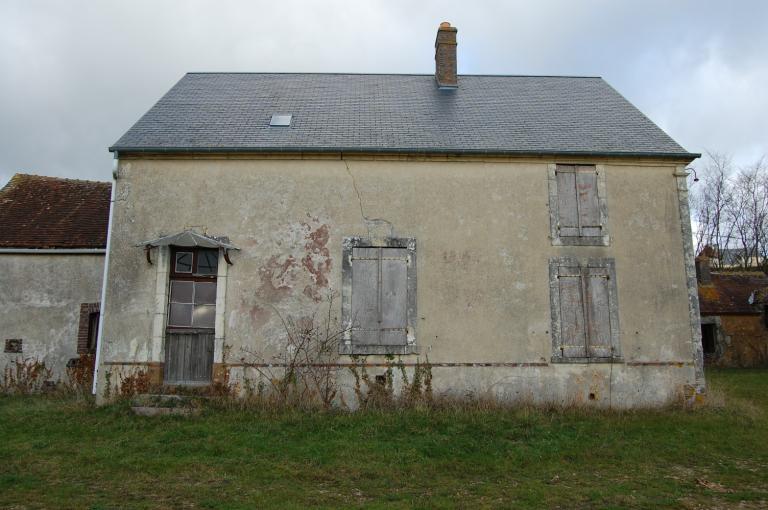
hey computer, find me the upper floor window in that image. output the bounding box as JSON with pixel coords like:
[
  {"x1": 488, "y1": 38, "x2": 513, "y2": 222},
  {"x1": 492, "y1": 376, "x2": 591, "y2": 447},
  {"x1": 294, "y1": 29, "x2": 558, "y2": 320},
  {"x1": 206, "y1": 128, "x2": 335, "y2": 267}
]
[{"x1": 548, "y1": 164, "x2": 610, "y2": 246}]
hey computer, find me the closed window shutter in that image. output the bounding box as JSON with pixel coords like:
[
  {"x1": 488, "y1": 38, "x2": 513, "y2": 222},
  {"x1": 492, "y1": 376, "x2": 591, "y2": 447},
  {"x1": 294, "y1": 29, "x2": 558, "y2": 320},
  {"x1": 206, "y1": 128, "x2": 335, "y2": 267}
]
[
  {"x1": 585, "y1": 266, "x2": 613, "y2": 358},
  {"x1": 576, "y1": 168, "x2": 601, "y2": 237},
  {"x1": 380, "y1": 248, "x2": 408, "y2": 346},
  {"x1": 351, "y1": 247, "x2": 409, "y2": 347},
  {"x1": 556, "y1": 165, "x2": 602, "y2": 238},
  {"x1": 556, "y1": 166, "x2": 580, "y2": 237},
  {"x1": 351, "y1": 247, "x2": 381, "y2": 345},
  {"x1": 557, "y1": 265, "x2": 587, "y2": 357}
]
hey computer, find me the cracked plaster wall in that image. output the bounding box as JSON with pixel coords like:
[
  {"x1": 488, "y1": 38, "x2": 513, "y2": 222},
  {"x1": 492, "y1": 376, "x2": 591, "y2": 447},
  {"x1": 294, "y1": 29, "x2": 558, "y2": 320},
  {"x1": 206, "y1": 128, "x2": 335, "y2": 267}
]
[{"x1": 97, "y1": 157, "x2": 699, "y2": 406}]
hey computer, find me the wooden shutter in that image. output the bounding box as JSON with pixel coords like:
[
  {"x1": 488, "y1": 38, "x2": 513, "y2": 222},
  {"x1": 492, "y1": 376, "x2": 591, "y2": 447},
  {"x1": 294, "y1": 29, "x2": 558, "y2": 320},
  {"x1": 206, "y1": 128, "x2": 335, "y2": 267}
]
[
  {"x1": 585, "y1": 266, "x2": 613, "y2": 358},
  {"x1": 557, "y1": 265, "x2": 587, "y2": 357},
  {"x1": 380, "y1": 248, "x2": 408, "y2": 345},
  {"x1": 556, "y1": 166, "x2": 580, "y2": 237},
  {"x1": 556, "y1": 165, "x2": 602, "y2": 238},
  {"x1": 164, "y1": 331, "x2": 214, "y2": 385},
  {"x1": 576, "y1": 167, "x2": 601, "y2": 237},
  {"x1": 350, "y1": 247, "x2": 408, "y2": 347},
  {"x1": 351, "y1": 247, "x2": 380, "y2": 345}
]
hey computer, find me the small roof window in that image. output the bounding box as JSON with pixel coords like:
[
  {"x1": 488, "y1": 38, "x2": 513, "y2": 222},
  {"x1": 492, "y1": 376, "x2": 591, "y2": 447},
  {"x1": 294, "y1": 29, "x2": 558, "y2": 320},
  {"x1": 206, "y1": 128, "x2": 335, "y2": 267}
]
[{"x1": 270, "y1": 114, "x2": 292, "y2": 127}]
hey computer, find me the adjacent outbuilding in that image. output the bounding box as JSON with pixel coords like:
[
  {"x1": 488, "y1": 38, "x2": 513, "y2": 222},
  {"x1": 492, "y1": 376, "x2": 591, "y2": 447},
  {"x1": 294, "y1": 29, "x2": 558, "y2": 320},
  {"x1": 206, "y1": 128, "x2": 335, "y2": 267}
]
[
  {"x1": 0, "y1": 174, "x2": 110, "y2": 385},
  {"x1": 696, "y1": 250, "x2": 768, "y2": 367}
]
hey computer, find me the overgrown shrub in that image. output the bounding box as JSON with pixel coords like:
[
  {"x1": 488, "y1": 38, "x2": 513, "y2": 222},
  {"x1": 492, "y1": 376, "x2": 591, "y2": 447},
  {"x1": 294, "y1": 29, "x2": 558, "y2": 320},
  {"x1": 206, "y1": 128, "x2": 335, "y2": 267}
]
[
  {"x1": 63, "y1": 353, "x2": 95, "y2": 395},
  {"x1": 240, "y1": 294, "x2": 348, "y2": 410},
  {"x1": 348, "y1": 355, "x2": 433, "y2": 410},
  {"x1": 1, "y1": 357, "x2": 53, "y2": 394}
]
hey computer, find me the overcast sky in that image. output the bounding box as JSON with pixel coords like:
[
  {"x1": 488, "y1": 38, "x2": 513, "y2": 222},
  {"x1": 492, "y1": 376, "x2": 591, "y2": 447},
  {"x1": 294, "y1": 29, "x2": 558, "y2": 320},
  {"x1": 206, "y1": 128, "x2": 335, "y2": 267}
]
[{"x1": 1, "y1": 0, "x2": 766, "y2": 187}]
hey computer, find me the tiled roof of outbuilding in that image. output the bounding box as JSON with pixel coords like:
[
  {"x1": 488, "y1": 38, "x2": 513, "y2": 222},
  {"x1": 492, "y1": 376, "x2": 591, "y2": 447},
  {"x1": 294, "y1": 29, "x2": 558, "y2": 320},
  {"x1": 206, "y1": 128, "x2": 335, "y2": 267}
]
[
  {"x1": 110, "y1": 73, "x2": 697, "y2": 160},
  {"x1": 0, "y1": 174, "x2": 111, "y2": 249},
  {"x1": 699, "y1": 273, "x2": 768, "y2": 315}
]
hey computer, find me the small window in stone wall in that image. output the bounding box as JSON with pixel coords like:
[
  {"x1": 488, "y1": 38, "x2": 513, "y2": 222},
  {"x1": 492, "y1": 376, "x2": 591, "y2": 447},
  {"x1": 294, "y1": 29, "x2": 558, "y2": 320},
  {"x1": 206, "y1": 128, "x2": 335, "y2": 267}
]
[{"x1": 4, "y1": 339, "x2": 22, "y2": 353}]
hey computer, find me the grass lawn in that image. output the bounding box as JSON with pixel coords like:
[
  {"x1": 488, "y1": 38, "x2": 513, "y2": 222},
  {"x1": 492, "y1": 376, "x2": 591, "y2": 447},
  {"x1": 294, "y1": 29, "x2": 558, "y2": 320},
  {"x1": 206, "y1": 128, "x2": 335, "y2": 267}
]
[{"x1": 1, "y1": 369, "x2": 767, "y2": 509}]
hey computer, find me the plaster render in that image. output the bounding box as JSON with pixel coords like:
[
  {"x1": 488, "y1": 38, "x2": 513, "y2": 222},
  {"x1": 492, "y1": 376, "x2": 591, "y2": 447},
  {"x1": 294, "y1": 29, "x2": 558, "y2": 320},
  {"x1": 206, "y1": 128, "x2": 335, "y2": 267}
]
[
  {"x1": 0, "y1": 254, "x2": 104, "y2": 381},
  {"x1": 97, "y1": 157, "x2": 699, "y2": 406}
]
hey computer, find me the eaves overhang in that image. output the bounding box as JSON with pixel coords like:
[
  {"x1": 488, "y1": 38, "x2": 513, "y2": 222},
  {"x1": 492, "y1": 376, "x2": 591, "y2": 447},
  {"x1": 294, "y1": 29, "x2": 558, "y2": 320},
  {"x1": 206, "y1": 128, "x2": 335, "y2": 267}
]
[{"x1": 110, "y1": 146, "x2": 700, "y2": 163}]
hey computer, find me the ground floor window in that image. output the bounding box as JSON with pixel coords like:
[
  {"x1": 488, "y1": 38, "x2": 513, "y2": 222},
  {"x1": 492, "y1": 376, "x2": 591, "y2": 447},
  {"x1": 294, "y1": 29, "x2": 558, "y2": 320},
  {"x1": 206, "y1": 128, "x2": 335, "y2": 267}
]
[
  {"x1": 340, "y1": 237, "x2": 417, "y2": 355},
  {"x1": 77, "y1": 302, "x2": 100, "y2": 355},
  {"x1": 549, "y1": 257, "x2": 621, "y2": 362}
]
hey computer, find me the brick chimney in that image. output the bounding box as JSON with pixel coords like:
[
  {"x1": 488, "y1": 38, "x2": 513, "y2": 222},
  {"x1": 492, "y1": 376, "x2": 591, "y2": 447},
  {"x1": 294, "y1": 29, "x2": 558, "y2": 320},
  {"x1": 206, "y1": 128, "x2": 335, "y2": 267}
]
[
  {"x1": 696, "y1": 248, "x2": 713, "y2": 284},
  {"x1": 435, "y1": 22, "x2": 458, "y2": 89}
]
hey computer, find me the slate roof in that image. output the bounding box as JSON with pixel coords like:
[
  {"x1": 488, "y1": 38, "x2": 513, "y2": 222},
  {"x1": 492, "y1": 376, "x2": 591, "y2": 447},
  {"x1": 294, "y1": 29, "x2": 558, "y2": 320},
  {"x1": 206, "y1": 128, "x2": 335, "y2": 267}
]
[
  {"x1": 699, "y1": 273, "x2": 768, "y2": 315},
  {"x1": 110, "y1": 73, "x2": 697, "y2": 159},
  {"x1": 0, "y1": 174, "x2": 111, "y2": 249}
]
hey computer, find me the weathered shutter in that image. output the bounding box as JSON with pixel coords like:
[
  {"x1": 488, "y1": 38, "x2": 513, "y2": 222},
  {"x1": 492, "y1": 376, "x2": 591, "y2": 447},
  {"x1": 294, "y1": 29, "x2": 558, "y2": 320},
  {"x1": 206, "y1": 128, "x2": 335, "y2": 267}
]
[
  {"x1": 556, "y1": 166, "x2": 580, "y2": 237},
  {"x1": 164, "y1": 331, "x2": 214, "y2": 385},
  {"x1": 380, "y1": 248, "x2": 408, "y2": 345},
  {"x1": 557, "y1": 265, "x2": 587, "y2": 357},
  {"x1": 351, "y1": 247, "x2": 381, "y2": 345},
  {"x1": 576, "y1": 167, "x2": 601, "y2": 237},
  {"x1": 584, "y1": 266, "x2": 613, "y2": 358},
  {"x1": 350, "y1": 247, "x2": 409, "y2": 347}
]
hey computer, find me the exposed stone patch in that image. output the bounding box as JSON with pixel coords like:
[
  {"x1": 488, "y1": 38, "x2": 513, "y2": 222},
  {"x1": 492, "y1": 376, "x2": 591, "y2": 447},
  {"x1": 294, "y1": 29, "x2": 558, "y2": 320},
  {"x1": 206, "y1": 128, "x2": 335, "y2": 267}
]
[
  {"x1": 257, "y1": 254, "x2": 298, "y2": 301},
  {"x1": 300, "y1": 222, "x2": 333, "y2": 302}
]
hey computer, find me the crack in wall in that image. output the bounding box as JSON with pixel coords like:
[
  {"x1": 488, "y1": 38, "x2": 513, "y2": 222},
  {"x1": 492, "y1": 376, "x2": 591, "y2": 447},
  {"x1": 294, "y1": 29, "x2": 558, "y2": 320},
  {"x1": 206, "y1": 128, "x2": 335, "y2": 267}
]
[{"x1": 343, "y1": 160, "x2": 393, "y2": 238}]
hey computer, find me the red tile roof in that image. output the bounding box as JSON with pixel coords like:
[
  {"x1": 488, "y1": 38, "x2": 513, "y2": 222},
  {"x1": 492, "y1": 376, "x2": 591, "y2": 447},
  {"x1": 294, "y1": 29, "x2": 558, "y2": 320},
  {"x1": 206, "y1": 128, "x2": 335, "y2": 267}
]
[
  {"x1": 699, "y1": 273, "x2": 768, "y2": 315},
  {"x1": 0, "y1": 174, "x2": 111, "y2": 249}
]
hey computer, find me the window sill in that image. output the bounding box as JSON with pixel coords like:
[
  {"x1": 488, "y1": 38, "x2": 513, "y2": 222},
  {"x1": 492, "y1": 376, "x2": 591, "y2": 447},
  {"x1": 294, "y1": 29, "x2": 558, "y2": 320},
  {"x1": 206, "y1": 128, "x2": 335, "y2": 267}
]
[
  {"x1": 551, "y1": 356, "x2": 624, "y2": 364},
  {"x1": 552, "y1": 236, "x2": 610, "y2": 247},
  {"x1": 339, "y1": 344, "x2": 419, "y2": 356},
  {"x1": 166, "y1": 327, "x2": 215, "y2": 335}
]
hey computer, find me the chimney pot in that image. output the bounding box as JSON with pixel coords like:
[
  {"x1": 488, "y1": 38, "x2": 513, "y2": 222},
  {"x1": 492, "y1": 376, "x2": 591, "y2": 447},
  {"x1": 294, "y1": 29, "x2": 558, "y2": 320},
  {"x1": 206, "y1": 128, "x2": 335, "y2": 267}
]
[{"x1": 435, "y1": 22, "x2": 458, "y2": 89}]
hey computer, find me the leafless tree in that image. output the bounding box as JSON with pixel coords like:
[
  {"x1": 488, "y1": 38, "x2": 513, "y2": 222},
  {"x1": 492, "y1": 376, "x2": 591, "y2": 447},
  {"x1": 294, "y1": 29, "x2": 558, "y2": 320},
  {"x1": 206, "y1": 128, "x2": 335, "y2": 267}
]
[
  {"x1": 693, "y1": 152, "x2": 736, "y2": 265},
  {"x1": 691, "y1": 152, "x2": 767, "y2": 271}
]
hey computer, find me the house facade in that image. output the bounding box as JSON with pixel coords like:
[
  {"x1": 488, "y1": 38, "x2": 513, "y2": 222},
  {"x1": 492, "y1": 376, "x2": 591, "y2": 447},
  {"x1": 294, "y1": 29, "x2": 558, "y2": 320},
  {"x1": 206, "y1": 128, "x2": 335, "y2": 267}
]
[
  {"x1": 0, "y1": 174, "x2": 110, "y2": 384},
  {"x1": 95, "y1": 23, "x2": 704, "y2": 406},
  {"x1": 696, "y1": 251, "x2": 768, "y2": 367}
]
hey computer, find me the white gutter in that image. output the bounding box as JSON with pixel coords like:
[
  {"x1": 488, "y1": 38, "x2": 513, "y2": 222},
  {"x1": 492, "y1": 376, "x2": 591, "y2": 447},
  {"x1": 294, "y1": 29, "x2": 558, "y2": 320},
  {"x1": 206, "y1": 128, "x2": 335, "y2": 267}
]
[
  {"x1": 91, "y1": 158, "x2": 118, "y2": 396},
  {"x1": 0, "y1": 248, "x2": 106, "y2": 254}
]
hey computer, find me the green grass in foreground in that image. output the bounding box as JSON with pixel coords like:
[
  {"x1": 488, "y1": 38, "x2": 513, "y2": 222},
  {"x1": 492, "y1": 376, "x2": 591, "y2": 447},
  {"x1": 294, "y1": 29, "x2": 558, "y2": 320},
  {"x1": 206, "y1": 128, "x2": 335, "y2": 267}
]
[{"x1": 1, "y1": 369, "x2": 767, "y2": 509}]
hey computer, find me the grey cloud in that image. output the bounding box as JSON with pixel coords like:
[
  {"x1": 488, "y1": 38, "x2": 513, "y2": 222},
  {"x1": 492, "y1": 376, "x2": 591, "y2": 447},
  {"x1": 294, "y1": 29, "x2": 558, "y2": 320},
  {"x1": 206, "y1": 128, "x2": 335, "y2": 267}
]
[{"x1": 1, "y1": 0, "x2": 765, "y2": 187}]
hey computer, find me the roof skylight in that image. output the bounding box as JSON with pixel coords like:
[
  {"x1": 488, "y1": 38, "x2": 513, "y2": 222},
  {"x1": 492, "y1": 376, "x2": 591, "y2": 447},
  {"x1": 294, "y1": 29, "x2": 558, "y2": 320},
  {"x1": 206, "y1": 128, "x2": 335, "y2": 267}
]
[{"x1": 270, "y1": 114, "x2": 292, "y2": 127}]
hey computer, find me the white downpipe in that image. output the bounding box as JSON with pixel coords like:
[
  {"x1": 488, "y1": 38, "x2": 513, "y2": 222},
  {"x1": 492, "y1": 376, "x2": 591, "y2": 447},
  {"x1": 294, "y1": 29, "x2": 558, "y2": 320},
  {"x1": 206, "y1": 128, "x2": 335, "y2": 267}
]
[{"x1": 91, "y1": 159, "x2": 118, "y2": 395}]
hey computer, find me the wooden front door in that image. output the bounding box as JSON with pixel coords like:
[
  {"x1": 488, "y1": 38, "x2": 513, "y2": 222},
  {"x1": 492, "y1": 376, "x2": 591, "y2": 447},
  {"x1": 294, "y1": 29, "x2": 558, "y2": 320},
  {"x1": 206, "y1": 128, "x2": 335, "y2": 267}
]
[{"x1": 164, "y1": 330, "x2": 214, "y2": 385}]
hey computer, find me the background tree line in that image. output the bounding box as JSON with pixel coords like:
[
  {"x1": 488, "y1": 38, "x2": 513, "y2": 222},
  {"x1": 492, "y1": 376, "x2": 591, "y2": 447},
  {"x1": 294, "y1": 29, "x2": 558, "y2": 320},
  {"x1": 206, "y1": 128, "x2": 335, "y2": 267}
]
[{"x1": 690, "y1": 152, "x2": 768, "y2": 272}]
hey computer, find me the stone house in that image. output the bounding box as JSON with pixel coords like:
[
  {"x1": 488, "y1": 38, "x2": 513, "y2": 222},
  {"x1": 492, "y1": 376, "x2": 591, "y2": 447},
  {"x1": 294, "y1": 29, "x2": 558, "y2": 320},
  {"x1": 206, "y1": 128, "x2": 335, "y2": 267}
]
[
  {"x1": 95, "y1": 23, "x2": 705, "y2": 406},
  {"x1": 696, "y1": 251, "x2": 768, "y2": 367},
  {"x1": 0, "y1": 174, "x2": 110, "y2": 383}
]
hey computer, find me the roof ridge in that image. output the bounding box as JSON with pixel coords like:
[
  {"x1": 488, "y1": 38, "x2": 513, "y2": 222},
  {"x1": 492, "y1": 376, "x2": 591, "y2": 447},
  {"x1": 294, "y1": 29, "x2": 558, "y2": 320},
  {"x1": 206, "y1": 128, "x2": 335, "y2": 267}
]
[
  {"x1": 183, "y1": 72, "x2": 603, "y2": 79},
  {"x1": 9, "y1": 173, "x2": 111, "y2": 186}
]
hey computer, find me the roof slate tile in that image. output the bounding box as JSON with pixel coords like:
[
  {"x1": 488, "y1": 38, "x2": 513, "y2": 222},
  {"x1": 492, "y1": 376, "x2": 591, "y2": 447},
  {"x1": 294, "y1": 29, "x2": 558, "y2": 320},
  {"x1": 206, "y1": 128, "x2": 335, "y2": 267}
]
[{"x1": 111, "y1": 73, "x2": 696, "y2": 158}]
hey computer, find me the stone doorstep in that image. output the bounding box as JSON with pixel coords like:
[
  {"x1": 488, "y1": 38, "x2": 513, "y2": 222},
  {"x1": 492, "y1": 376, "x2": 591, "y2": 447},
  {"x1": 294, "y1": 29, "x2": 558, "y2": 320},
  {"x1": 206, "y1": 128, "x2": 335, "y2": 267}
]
[
  {"x1": 131, "y1": 393, "x2": 207, "y2": 413},
  {"x1": 131, "y1": 406, "x2": 200, "y2": 417}
]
